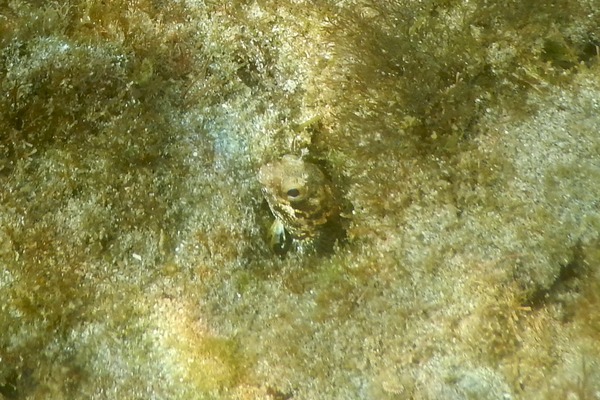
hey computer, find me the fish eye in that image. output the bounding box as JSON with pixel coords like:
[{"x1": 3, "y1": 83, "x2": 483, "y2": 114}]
[{"x1": 287, "y1": 188, "x2": 300, "y2": 198}]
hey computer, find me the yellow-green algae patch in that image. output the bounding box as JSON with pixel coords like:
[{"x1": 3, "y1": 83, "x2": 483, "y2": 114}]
[{"x1": 150, "y1": 298, "x2": 247, "y2": 396}]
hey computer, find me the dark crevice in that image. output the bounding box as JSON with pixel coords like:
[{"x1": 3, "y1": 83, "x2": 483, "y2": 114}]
[{"x1": 525, "y1": 242, "x2": 587, "y2": 309}]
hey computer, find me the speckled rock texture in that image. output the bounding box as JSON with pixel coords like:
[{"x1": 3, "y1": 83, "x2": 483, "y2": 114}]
[{"x1": 1, "y1": 1, "x2": 600, "y2": 399}]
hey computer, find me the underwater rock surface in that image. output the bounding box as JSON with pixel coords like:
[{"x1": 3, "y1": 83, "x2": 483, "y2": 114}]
[{"x1": 1, "y1": 0, "x2": 600, "y2": 399}]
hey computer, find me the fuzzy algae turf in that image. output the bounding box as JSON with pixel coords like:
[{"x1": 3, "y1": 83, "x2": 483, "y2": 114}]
[{"x1": 1, "y1": 0, "x2": 600, "y2": 399}]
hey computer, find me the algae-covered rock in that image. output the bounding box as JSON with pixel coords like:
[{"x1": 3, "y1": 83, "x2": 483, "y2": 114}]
[{"x1": 1, "y1": 0, "x2": 600, "y2": 399}]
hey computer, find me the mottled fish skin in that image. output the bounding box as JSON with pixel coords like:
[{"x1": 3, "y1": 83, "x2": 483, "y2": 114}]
[{"x1": 258, "y1": 155, "x2": 339, "y2": 248}]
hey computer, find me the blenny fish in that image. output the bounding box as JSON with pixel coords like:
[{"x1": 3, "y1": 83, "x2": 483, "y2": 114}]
[{"x1": 258, "y1": 155, "x2": 341, "y2": 254}]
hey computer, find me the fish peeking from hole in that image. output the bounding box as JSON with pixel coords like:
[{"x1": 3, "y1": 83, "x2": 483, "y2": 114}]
[{"x1": 258, "y1": 155, "x2": 345, "y2": 255}]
